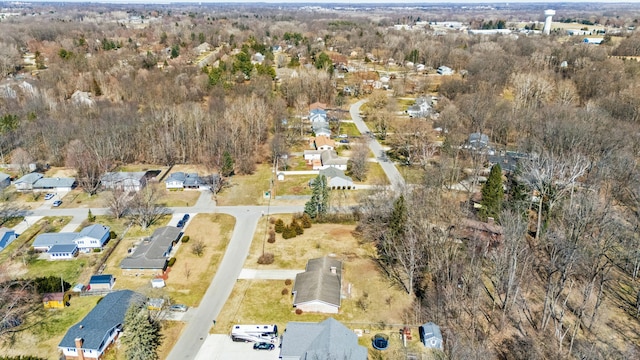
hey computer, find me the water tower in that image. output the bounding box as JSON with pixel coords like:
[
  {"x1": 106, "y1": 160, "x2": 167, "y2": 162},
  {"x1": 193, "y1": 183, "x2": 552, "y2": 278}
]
[{"x1": 543, "y1": 9, "x2": 555, "y2": 35}]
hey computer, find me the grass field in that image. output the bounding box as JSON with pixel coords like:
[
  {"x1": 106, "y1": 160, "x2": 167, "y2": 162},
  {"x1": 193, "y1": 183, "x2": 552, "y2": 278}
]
[
  {"x1": 216, "y1": 220, "x2": 427, "y2": 357},
  {"x1": 216, "y1": 164, "x2": 273, "y2": 206}
]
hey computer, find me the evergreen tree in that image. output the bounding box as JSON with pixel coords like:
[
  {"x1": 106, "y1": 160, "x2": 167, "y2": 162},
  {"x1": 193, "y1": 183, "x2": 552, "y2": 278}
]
[
  {"x1": 123, "y1": 303, "x2": 162, "y2": 360},
  {"x1": 274, "y1": 218, "x2": 285, "y2": 233},
  {"x1": 292, "y1": 219, "x2": 304, "y2": 235},
  {"x1": 300, "y1": 213, "x2": 312, "y2": 228},
  {"x1": 221, "y1": 151, "x2": 234, "y2": 177},
  {"x1": 304, "y1": 175, "x2": 328, "y2": 219},
  {"x1": 480, "y1": 164, "x2": 504, "y2": 222}
]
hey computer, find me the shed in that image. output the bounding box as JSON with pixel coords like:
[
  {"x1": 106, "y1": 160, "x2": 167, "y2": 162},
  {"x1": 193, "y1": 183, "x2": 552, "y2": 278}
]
[
  {"x1": 419, "y1": 322, "x2": 444, "y2": 350},
  {"x1": 43, "y1": 292, "x2": 66, "y2": 309},
  {"x1": 277, "y1": 172, "x2": 285, "y2": 181},
  {"x1": 88, "y1": 274, "x2": 115, "y2": 291}
]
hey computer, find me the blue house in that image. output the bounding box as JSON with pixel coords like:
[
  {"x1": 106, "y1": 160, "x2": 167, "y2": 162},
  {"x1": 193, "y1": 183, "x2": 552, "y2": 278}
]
[
  {"x1": 0, "y1": 227, "x2": 17, "y2": 251},
  {"x1": 47, "y1": 244, "x2": 79, "y2": 260},
  {"x1": 32, "y1": 224, "x2": 110, "y2": 253},
  {"x1": 58, "y1": 290, "x2": 143, "y2": 360},
  {"x1": 419, "y1": 322, "x2": 444, "y2": 351}
]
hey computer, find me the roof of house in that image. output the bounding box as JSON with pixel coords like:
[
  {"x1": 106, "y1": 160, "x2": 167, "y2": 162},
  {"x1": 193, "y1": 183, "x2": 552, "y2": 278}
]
[
  {"x1": 59, "y1": 290, "x2": 143, "y2": 350},
  {"x1": 420, "y1": 322, "x2": 443, "y2": 344},
  {"x1": 293, "y1": 256, "x2": 342, "y2": 308},
  {"x1": 43, "y1": 292, "x2": 65, "y2": 302},
  {"x1": 319, "y1": 168, "x2": 352, "y2": 182},
  {"x1": 310, "y1": 108, "x2": 327, "y2": 116},
  {"x1": 0, "y1": 227, "x2": 15, "y2": 236},
  {"x1": 89, "y1": 274, "x2": 114, "y2": 284},
  {"x1": 47, "y1": 244, "x2": 78, "y2": 253},
  {"x1": 33, "y1": 177, "x2": 76, "y2": 189},
  {"x1": 279, "y1": 318, "x2": 367, "y2": 359},
  {"x1": 166, "y1": 172, "x2": 214, "y2": 187},
  {"x1": 100, "y1": 171, "x2": 147, "y2": 183},
  {"x1": 32, "y1": 224, "x2": 110, "y2": 249},
  {"x1": 314, "y1": 136, "x2": 335, "y2": 149},
  {"x1": 14, "y1": 172, "x2": 43, "y2": 185},
  {"x1": 320, "y1": 150, "x2": 348, "y2": 166},
  {"x1": 309, "y1": 102, "x2": 327, "y2": 111},
  {"x1": 120, "y1": 226, "x2": 182, "y2": 269},
  {"x1": 0, "y1": 172, "x2": 9, "y2": 182}
]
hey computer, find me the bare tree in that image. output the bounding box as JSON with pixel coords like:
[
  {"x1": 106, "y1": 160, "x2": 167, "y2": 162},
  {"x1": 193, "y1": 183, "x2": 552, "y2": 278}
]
[
  {"x1": 10, "y1": 148, "x2": 33, "y2": 176},
  {"x1": 348, "y1": 139, "x2": 369, "y2": 182},
  {"x1": 104, "y1": 188, "x2": 131, "y2": 219},
  {"x1": 191, "y1": 239, "x2": 206, "y2": 257},
  {"x1": 65, "y1": 139, "x2": 110, "y2": 196},
  {"x1": 0, "y1": 269, "x2": 40, "y2": 338},
  {"x1": 128, "y1": 187, "x2": 169, "y2": 229}
]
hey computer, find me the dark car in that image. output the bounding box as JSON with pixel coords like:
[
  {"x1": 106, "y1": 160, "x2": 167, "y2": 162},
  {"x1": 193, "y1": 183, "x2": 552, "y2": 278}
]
[
  {"x1": 52, "y1": 200, "x2": 62, "y2": 207},
  {"x1": 182, "y1": 214, "x2": 190, "y2": 221},
  {"x1": 176, "y1": 220, "x2": 184, "y2": 228},
  {"x1": 253, "y1": 342, "x2": 275, "y2": 351}
]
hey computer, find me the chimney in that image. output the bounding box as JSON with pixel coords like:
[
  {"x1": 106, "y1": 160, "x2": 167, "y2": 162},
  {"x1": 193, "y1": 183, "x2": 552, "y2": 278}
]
[
  {"x1": 75, "y1": 338, "x2": 85, "y2": 360},
  {"x1": 487, "y1": 217, "x2": 495, "y2": 225},
  {"x1": 330, "y1": 266, "x2": 337, "y2": 275}
]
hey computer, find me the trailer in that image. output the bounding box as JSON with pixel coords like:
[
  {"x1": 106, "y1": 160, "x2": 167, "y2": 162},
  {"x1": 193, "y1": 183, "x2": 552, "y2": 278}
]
[{"x1": 231, "y1": 324, "x2": 278, "y2": 343}]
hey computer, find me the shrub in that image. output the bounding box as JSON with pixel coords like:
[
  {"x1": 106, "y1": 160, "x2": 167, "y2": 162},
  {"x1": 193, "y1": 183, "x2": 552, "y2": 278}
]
[
  {"x1": 109, "y1": 230, "x2": 117, "y2": 239},
  {"x1": 167, "y1": 257, "x2": 177, "y2": 267},
  {"x1": 284, "y1": 279, "x2": 292, "y2": 286},
  {"x1": 269, "y1": 217, "x2": 276, "y2": 224},
  {"x1": 92, "y1": 248, "x2": 101, "y2": 253},
  {"x1": 295, "y1": 308, "x2": 303, "y2": 315},
  {"x1": 282, "y1": 225, "x2": 296, "y2": 239},
  {"x1": 267, "y1": 230, "x2": 276, "y2": 243},
  {"x1": 274, "y1": 219, "x2": 285, "y2": 233},
  {"x1": 301, "y1": 213, "x2": 312, "y2": 228},
  {"x1": 292, "y1": 220, "x2": 304, "y2": 235},
  {"x1": 181, "y1": 235, "x2": 190, "y2": 243},
  {"x1": 257, "y1": 252, "x2": 274, "y2": 265},
  {"x1": 281, "y1": 288, "x2": 289, "y2": 295}
]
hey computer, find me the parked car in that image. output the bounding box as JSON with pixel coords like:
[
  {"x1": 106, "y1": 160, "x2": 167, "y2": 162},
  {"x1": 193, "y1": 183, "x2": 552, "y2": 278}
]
[
  {"x1": 253, "y1": 342, "x2": 275, "y2": 351},
  {"x1": 52, "y1": 200, "x2": 62, "y2": 207},
  {"x1": 182, "y1": 214, "x2": 190, "y2": 221},
  {"x1": 339, "y1": 139, "x2": 349, "y2": 143},
  {"x1": 169, "y1": 304, "x2": 188, "y2": 312},
  {"x1": 338, "y1": 134, "x2": 348, "y2": 138},
  {"x1": 176, "y1": 220, "x2": 184, "y2": 228},
  {"x1": 44, "y1": 193, "x2": 55, "y2": 200}
]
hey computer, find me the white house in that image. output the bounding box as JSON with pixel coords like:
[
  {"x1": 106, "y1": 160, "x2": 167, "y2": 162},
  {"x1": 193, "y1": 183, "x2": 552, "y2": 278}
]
[
  {"x1": 310, "y1": 136, "x2": 335, "y2": 151},
  {"x1": 32, "y1": 224, "x2": 111, "y2": 253},
  {"x1": 14, "y1": 173, "x2": 43, "y2": 191},
  {"x1": 319, "y1": 168, "x2": 354, "y2": 189},
  {"x1": 47, "y1": 244, "x2": 79, "y2": 260},
  {"x1": 293, "y1": 257, "x2": 342, "y2": 314},
  {"x1": 437, "y1": 66, "x2": 454, "y2": 76},
  {"x1": 318, "y1": 150, "x2": 348, "y2": 171},
  {"x1": 165, "y1": 172, "x2": 218, "y2": 191},
  {"x1": 33, "y1": 177, "x2": 76, "y2": 192}
]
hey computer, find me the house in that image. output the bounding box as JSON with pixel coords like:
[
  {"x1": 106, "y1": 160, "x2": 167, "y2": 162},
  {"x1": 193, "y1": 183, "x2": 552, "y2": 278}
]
[
  {"x1": 310, "y1": 136, "x2": 335, "y2": 151},
  {"x1": 33, "y1": 177, "x2": 76, "y2": 192},
  {"x1": 309, "y1": 102, "x2": 327, "y2": 111},
  {"x1": 43, "y1": 292, "x2": 65, "y2": 309},
  {"x1": 120, "y1": 226, "x2": 182, "y2": 270},
  {"x1": 165, "y1": 172, "x2": 219, "y2": 191},
  {"x1": 311, "y1": 122, "x2": 331, "y2": 138},
  {"x1": 303, "y1": 150, "x2": 324, "y2": 163},
  {"x1": 318, "y1": 150, "x2": 348, "y2": 171},
  {"x1": 279, "y1": 318, "x2": 367, "y2": 360},
  {"x1": 32, "y1": 224, "x2": 111, "y2": 253},
  {"x1": 457, "y1": 218, "x2": 504, "y2": 250},
  {"x1": 58, "y1": 290, "x2": 144, "y2": 360},
  {"x1": 419, "y1": 322, "x2": 444, "y2": 351},
  {"x1": 583, "y1": 37, "x2": 604, "y2": 45},
  {"x1": 487, "y1": 151, "x2": 529, "y2": 173},
  {"x1": 0, "y1": 172, "x2": 10, "y2": 189},
  {"x1": 293, "y1": 256, "x2": 342, "y2": 314},
  {"x1": 0, "y1": 227, "x2": 17, "y2": 251},
  {"x1": 309, "y1": 108, "x2": 328, "y2": 123},
  {"x1": 464, "y1": 133, "x2": 494, "y2": 155},
  {"x1": 147, "y1": 298, "x2": 165, "y2": 311},
  {"x1": 14, "y1": 172, "x2": 43, "y2": 191},
  {"x1": 437, "y1": 65, "x2": 454, "y2": 76},
  {"x1": 195, "y1": 42, "x2": 212, "y2": 54},
  {"x1": 47, "y1": 244, "x2": 79, "y2": 260},
  {"x1": 407, "y1": 97, "x2": 432, "y2": 118},
  {"x1": 319, "y1": 167, "x2": 354, "y2": 189},
  {"x1": 88, "y1": 274, "x2": 115, "y2": 291},
  {"x1": 100, "y1": 171, "x2": 147, "y2": 192}
]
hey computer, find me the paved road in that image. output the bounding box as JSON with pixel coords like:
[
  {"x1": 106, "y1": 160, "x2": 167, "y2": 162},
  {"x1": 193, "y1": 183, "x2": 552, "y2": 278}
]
[{"x1": 349, "y1": 99, "x2": 405, "y2": 192}]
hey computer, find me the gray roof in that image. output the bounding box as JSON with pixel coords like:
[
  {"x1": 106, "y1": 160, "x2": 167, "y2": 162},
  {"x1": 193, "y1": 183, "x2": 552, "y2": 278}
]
[
  {"x1": 79, "y1": 224, "x2": 110, "y2": 240},
  {"x1": 279, "y1": 318, "x2": 367, "y2": 360},
  {"x1": 120, "y1": 226, "x2": 182, "y2": 269},
  {"x1": 319, "y1": 167, "x2": 352, "y2": 182},
  {"x1": 47, "y1": 244, "x2": 78, "y2": 253},
  {"x1": 33, "y1": 177, "x2": 76, "y2": 189},
  {"x1": 0, "y1": 172, "x2": 9, "y2": 182},
  {"x1": 14, "y1": 172, "x2": 43, "y2": 185},
  {"x1": 419, "y1": 322, "x2": 443, "y2": 349},
  {"x1": 100, "y1": 171, "x2": 146, "y2": 182},
  {"x1": 293, "y1": 257, "x2": 342, "y2": 308},
  {"x1": 320, "y1": 150, "x2": 348, "y2": 166},
  {"x1": 59, "y1": 290, "x2": 144, "y2": 351},
  {"x1": 32, "y1": 224, "x2": 110, "y2": 249}
]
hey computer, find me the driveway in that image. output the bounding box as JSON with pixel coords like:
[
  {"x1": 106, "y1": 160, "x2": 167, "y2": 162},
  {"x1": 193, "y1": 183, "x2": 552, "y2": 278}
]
[
  {"x1": 238, "y1": 269, "x2": 303, "y2": 280},
  {"x1": 196, "y1": 334, "x2": 279, "y2": 360}
]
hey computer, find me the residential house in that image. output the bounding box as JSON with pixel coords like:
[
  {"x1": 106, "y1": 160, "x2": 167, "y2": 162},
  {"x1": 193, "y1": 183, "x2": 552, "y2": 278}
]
[
  {"x1": 47, "y1": 244, "x2": 79, "y2": 260},
  {"x1": 0, "y1": 172, "x2": 10, "y2": 189},
  {"x1": 487, "y1": 151, "x2": 529, "y2": 173},
  {"x1": 311, "y1": 122, "x2": 331, "y2": 138},
  {"x1": 88, "y1": 274, "x2": 115, "y2": 291},
  {"x1": 32, "y1": 224, "x2": 111, "y2": 253},
  {"x1": 437, "y1": 65, "x2": 454, "y2": 75},
  {"x1": 279, "y1": 318, "x2": 367, "y2": 360},
  {"x1": 303, "y1": 150, "x2": 323, "y2": 163},
  {"x1": 100, "y1": 171, "x2": 147, "y2": 192},
  {"x1": 318, "y1": 150, "x2": 348, "y2": 171},
  {"x1": 194, "y1": 42, "x2": 212, "y2": 54},
  {"x1": 120, "y1": 226, "x2": 182, "y2": 270},
  {"x1": 0, "y1": 227, "x2": 17, "y2": 251},
  {"x1": 309, "y1": 108, "x2": 328, "y2": 123},
  {"x1": 293, "y1": 256, "x2": 342, "y2": 314},
  {"x1": 58, "y1": 290, "x2": 144, "y2": 360},
  {"x1": 309, "y1": 102, "x2": 327, "y2": 111},
  {"x1": 43, "y1": 292, "x2": 65, "y2": 309},
  {"x1": 583, "y1": 37, "x2": 604, "y2": 45},
  {"x1": 419, "y1": 322, "x2": 444, "y2": 351},
  {"x1": 464, "y1": 132, "x2": 494, "y2": 155},
  {"x1": 407, "y1": 97, "x2": 431, "y2": 118},
  {"x1": 310, "y1": 136, "x2": 335, "y2": 151},
  {"x1": 14, "y1": 172, "x2": 43, "y2": 191},
  {"x1": 33, "y1": 177, "x2": 76, "y2": 192},
  {"x1": 458, "y1": 218, "x2": 504, "y2": 251},
  {"x1": 319, "y1": 168, "x2": 354, "y2": 189},
  {"x1": 165, "y1": 172, "x2": 220, "y2": 191}
]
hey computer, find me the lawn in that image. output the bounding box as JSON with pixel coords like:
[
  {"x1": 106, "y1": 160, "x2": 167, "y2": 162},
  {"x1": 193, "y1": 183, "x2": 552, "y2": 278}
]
[
  {"x1": 216, "y1": 164, "x2": 273, "y2": 206},
  {"x1": 363, "y1": 162, "x2": 391, "y2": 185},
  {"x1": 272, "y1": 175, "x2": 314, "y2": 197},
  {"x1": 0, "y1": 295, "x2": 102, "y2": 360},
  {"x1": 216, "y1": 221, "x2": 416, "y2": 348},
  {"x1": 154, "y1": 184, "x2": 201, "y2": 207},
  {"x1": 337, "y1": 121, "x2": 361, "y2": 137},
  {"x1": 59, "y1": 189, "x2": 109, "y2": 209}
]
